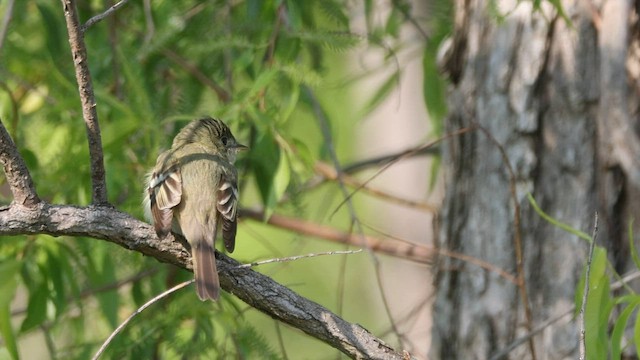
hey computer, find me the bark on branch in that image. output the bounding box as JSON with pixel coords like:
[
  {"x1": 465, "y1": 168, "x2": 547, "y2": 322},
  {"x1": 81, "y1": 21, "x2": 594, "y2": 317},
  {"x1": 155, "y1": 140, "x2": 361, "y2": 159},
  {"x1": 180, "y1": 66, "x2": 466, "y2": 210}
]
[
  {"x1": 61, "y1": 0, "x2": 108, "y2": 205},
  {"x1": 0, "y1": 203, "x2": 405, "y2": 359},
  {"x1": 0, "y1": 119, "x2": 40, "y2": 207}
]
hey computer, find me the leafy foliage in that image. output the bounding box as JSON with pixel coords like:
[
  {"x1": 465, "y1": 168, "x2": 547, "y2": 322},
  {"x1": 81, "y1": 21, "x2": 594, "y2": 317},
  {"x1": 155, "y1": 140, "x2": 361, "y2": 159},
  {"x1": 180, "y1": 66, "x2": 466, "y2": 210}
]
[
  {"x1": 529, "y1": 195, "x2": 640, "y2": 359},
  {"x1": 0, "y1": 0, "x2": 440, "y2": 359}
]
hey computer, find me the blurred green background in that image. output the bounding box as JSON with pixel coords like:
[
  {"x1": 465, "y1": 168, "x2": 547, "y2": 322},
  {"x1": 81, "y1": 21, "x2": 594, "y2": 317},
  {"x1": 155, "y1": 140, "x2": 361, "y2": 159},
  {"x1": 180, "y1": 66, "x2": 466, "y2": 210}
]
[{"x1": 0, "y1": 0, "x2": 447, "y2": 358}]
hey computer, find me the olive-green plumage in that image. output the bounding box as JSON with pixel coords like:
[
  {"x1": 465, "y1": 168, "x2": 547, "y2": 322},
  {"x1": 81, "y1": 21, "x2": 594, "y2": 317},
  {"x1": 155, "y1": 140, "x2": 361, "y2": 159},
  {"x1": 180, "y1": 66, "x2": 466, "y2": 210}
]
[{"x1": 145, "y1": 117, "x2": 246, "y2": 301}]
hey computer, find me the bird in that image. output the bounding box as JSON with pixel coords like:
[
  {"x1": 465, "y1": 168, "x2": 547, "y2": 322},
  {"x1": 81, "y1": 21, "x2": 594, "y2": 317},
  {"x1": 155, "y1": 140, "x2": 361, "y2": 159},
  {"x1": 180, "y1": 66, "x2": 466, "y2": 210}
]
[{"x1": 144, "y1": 117, "x2": 247, "y2": 301}]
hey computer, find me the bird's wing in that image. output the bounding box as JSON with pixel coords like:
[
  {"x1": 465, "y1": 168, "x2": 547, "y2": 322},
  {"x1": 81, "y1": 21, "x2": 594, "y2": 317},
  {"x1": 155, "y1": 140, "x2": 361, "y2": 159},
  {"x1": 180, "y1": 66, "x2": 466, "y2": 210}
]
[
  {"x1": 148, "y1": 156, "x2": 182, "y2": 238},
  {"x1": 216, "y1": 172, "x2": 238, "y2": 253}
]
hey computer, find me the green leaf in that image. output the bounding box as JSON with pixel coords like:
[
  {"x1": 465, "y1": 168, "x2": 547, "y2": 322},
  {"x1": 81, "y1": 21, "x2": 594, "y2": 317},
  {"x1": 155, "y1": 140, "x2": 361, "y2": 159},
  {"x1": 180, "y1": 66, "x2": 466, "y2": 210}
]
[
  {"x1": 250, "y1": 129, "x2": 291, "y2": 219},
  {"x1": 292, "y1": 31, "x2": 361, "y2": 53},
  {"x1": 19, "y1": 148, "x2": 39, "y2": 172},
  {"x1": 545, "y1": 0, "x2": 571, "y2": 25},
  {"x1": 86, "y1": 244, "x2": 120, "y2": 328},
  {"x1": 43, "y1": 245, "x2": 67, "y2": 318},
  {"x1": 0, "y1": 260, "x2": 21, "y2": 360},
  {"x1": 117, "y1": 47, "x2": 153, "y2": 118},
  {"x1": 36, "y1": 3, "x2": 65, "y2": 63},
  {"x1": 629, "y1": 219, "x2": 640, "y2": 270},
  {"x1": 611, "y1": 299, "x2": 640, "y2": 360},
  {"x1": 527, "y1": 194, "x2": 592, "y2": 242},
  {"x1": 290, "y1": 137, "x2": 314, "y2": 174},
  {"x1": 360, "y1": 71, "x2": 399, "y2": 118},
  {"x1": 247, "y1": 69, "x2": 278, "y2": 100},
  {"x1": 317, "y1": 0, "x2": 349, "y2": 28},
  {"x1": 252, "y1": 132, "x2": 280, "y2": 217},
  {"x1": 423, "y1": 46, "x2": 447, "y2": 136},
  {"x1": 20, "y1": 282, "x2": 48, "y2": 333},
  {"x1": 428, "y1": 155, "x2": 441, "y2": 192},
  {"x1": 579, "y1": 247, "x2": 610, "y2": 359},
  {"x1": 277, "y1": 84, "x2": 300, "y2": 124},
  {"x1": 385, "y1": 7, "x2": 402, "y2": 37},
  {"x1": 131, "y1": 279, "x2": 145, "y2": 308},
  {"x1": 270, "y1": 148, "x2": 291, "y2": 211}
]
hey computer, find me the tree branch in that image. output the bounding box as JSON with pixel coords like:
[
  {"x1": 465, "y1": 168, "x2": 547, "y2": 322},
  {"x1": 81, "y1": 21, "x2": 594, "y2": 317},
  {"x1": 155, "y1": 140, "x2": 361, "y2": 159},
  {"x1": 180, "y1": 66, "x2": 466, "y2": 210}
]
[
  {"x1": 0, "y1": 0, "x2": 15, "y2": 54},
  {"x1": 82, "y1": 0, "x2": 131, "y2": 32},
  {"x1": 60, "y1": 0, "x2": 108, "y2": 205},
  {"x1": 0, "y1": 203, "x2": 406, "y2": 359},
  {"x1": 240, "y1": 208, "x2": 433, "y2": 264},
  {"x1": 0, "y1": 118, "x2": 40, "y2": 207},
  {"x1": 161, "y1": 48, "x2": 231, "y2": 103}
]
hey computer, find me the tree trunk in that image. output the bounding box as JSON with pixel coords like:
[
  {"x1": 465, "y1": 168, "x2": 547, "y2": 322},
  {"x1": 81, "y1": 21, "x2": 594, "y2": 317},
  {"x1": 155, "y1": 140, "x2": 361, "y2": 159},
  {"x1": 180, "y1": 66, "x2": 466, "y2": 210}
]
[{"x1": 431, "y1": 0, "x2": 640, "y2": 358}]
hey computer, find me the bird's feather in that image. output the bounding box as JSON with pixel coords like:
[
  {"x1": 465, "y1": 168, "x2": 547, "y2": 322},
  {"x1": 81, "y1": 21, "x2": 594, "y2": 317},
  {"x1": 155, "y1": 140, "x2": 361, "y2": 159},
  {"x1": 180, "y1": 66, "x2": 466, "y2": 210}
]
[
  {"x1": 148, "y1": 165, "x2": 182, "y2": 238},
  {"x1": 216, "y1": 175, "x2": 238, "y2": 252}
]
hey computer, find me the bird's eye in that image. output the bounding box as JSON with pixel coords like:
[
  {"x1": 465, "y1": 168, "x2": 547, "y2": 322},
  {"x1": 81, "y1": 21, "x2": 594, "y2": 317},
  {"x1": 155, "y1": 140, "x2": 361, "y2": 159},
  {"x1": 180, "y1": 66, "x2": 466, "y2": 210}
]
[{"x1": 221, "y1": 136, "x2": 228, "y2": 146}]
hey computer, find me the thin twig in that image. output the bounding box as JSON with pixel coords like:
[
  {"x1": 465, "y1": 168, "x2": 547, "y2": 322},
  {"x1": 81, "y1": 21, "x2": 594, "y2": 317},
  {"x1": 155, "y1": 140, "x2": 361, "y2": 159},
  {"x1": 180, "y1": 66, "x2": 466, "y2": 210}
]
[
  {"x1": 493, "y1": 265, "x2": 640, "y2": 359},
  {"x1": 390, "y1": 0, "x2": 429, "y2": 40},
  {"x1": 241, "y1": 207, "x2": 520, "y2": 282},
  {"x1": 363, "y1": 222, "x2": 518, "y2": 284},
  {"x1": 239, "y1": 209, "x2": 432, "y2": 263},
  {"x1": 274, "y1": 321, "x2": 289, "y2": 360},
  {"x1": 92, "y1": 280, "x2": 193, "y2": 360},
  {"x1": 0, "y1": 82, "x2": 19, "y2": 143},
  {"x1": 61, "y1": 0, "x2": 109, "y2": 205},
  {"x1": 142, "y1": 0, "x2": 155, "y2": 46},
  {"x1": 0, "y1": 118, "x2": 40, "y2": 206},
  {"x1": 291, "y1": 144, "x2": 440, "y2": 206},
  {"x1": 161, "y1": 48, "x2": 231, "y2": 103},
  {"x1": 304, "y1": 86, "x2": 404, "y2": 348},
  {"x1": 0, "y1": 0, "x2": 15, "y2": 53},
  {"x1": 238, "y1": 250, "x2": 362, "y2": 268},
  {"x1": 82, "y1": 0, "x2": 132, "y2": 32},
  {"x1": 342, "y1": 145, "x2": 440, "y2": 174},
  {"x1": 489, "y1": 308, "x2": 574, "y2": 360},
  {"x1": 222, "y1": 0, "x2": 234, "y2": 92},
  {"x1": 579, "y1": 212, "x2": 598, "y2": 360},
  {"x1": 314, "y1": 162, "x2": 438, "y2": 212},
  {"x1": 331, "y1": 127, "x2": 473, "y2": 216},
  {"x1": 478, "y1": 124, "x2": 536, "y2": 360}
]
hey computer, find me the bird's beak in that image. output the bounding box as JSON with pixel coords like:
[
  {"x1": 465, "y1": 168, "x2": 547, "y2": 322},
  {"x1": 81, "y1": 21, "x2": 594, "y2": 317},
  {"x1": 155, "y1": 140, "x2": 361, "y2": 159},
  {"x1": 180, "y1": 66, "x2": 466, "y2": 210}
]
[{"x1": 233, "y1": 143, "x2": 249, "y2": 151}]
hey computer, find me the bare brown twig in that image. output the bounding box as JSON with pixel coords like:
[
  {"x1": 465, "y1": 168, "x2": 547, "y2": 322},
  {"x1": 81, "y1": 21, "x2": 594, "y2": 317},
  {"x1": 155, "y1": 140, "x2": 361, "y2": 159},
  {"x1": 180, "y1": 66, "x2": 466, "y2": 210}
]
[
  {"x1": 92, "y1": 280, "x2": 194, "y2": 360},
  {"x1": 342, "y1": 145, "x2": 440, "y2": 174},
  {"x1": 0, "y1": 0, "x2": 15, "y2": 53},
  {"x1": 61, "y1": 0, "x2": 108, "y2": 205},
  {"x1": 161, "y1": 48, "x2": 231, "y2": 103},
  {"x1": 237, "y1": 250, "x2": 362, "y2": 268},
  {"x1": 240, "y1": 208, "x2": 432, "y2": 263},
  {"x1": 579, "y1": 212, "x2": 598, "y2": 360},
  {"x1": 0, "y1": 118, "x2": 40, "y2": 207},
  {"x1": 478, "y1": 124, "x2": 536, "y2": 360},
  {"x1": 82, "y1": 0, "x2": 131, "y2": 32},
  {"x1": 314, "y1": 162, "x2": 438, "y2": 212},
  {"x1": 304, "y1": 85, "x2": 405, "y2": 348},
  {"x1": 331, "y1": 127, "x2": 473, "y2": 216}
]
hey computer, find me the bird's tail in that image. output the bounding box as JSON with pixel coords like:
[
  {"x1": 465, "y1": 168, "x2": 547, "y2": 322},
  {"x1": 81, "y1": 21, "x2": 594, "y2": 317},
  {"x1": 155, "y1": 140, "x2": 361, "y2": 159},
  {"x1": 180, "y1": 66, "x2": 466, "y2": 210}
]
[{"x1": 192, "y1": 240, "x2": 220, "y2": 301}]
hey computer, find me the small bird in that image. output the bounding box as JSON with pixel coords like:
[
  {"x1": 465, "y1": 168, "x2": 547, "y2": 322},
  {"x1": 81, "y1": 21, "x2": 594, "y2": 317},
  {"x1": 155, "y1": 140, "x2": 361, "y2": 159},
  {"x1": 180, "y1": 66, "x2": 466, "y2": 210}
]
[{"x1": 144, "y1": 117, "x2": 247, "y2": 301}]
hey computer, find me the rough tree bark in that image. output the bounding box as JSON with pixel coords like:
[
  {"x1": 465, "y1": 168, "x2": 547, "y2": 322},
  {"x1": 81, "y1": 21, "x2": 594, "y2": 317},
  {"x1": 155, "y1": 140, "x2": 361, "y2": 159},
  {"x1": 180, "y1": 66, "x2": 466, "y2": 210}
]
[{"x1": 431, "y1": 0, "x2": 640, "y2": 359}]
